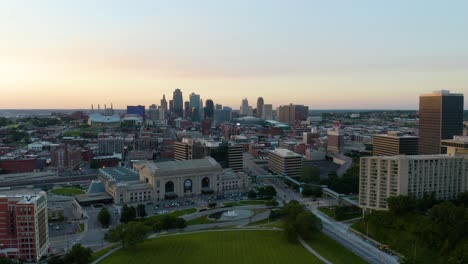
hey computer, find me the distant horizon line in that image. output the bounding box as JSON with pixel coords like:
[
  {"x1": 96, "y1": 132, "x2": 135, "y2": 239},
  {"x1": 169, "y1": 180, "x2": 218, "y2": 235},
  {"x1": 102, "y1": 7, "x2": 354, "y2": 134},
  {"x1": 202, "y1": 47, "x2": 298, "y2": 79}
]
[{"x1": 0, "y1": 108, "x2": 421, "y2": 111}]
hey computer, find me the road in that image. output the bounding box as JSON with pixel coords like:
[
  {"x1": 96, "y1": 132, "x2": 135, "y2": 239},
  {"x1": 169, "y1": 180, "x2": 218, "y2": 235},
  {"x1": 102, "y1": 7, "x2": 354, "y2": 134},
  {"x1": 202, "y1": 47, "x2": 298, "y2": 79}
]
[{"x1": 268, "y1": 179, "x2": 399, "y2": 264}]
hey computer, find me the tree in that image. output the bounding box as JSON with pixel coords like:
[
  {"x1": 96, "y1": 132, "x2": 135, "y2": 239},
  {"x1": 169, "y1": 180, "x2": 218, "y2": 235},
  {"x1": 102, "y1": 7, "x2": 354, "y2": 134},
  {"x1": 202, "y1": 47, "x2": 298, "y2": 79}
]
[
  {"x1": 417, "y1": 192, "x2": 438, "y2": 212},
  {"x1": 129, "y1": 206, "x2": 137, "y2": 221},
  {"x1": 98, "y1": 207, "x2": 111, "y2": 228},
  {"x1": 48, "y1": 255, "x2": 65, "y2": 264},
  {"x1": 104, "y1": 223, "x2": 126, "y2": 244},
  {"x1": 280, "y1": 201, "x2": 321, "y2": 242},
  {"x1": 247, "y1": 190, "x2": 257, "y2": 199},
  {"x1": 301, "y1": 185, "x2": 322, "y2": 197},
  {"x1": 295, "y1": 211, "x2": 320, "y2": 240},
  {"x1": 120, "y1": 204, "x2": 136, "y2": 224},
  {"x1": 63, "y1": 243, "x2": 92, "y2": 264},
  {"x1": 123, "y1": 222, "x2": 149, "y2": 247},
  {"x1": 257, "y1": 186, "x2": 277, "y2": 197},
  {"x1": 0, "y1": 258, "x2": 16, "y2": 264},
  {"x1": 300, "y1": 166, "x2": 320, "y2": 184},
  {"x1": 105, "y1": 222, "x2": 148, "y2": 248},
  {"x1": 456, "y1": 191, "x2": 468, "y2": 207},
  {"x1": 387, "y1": 195, "x2": 416, "y2": 215},
  {"x1": 120, "y1": 204, "x2": 130, "y2": 223},
  {"x1": 137, "y1": 204, "x2": 147, "y2": 218}
]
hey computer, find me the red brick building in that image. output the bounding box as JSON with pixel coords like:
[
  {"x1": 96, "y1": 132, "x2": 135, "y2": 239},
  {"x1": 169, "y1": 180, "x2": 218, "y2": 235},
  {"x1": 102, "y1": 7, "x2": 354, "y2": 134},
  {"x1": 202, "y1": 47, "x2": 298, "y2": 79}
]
[
  {"x1": 0, "y1": 193, "x2": 48, "y2": 262},
  {"x1": 0, "y1": 159, "x2": 38, "y2": 174}
]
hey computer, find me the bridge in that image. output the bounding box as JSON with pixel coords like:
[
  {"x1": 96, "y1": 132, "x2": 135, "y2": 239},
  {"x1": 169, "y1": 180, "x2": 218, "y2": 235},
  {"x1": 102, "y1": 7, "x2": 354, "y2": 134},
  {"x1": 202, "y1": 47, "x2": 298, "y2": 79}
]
[{"x1": 252, "y1": 174, "x2": 359, "y2": 207}]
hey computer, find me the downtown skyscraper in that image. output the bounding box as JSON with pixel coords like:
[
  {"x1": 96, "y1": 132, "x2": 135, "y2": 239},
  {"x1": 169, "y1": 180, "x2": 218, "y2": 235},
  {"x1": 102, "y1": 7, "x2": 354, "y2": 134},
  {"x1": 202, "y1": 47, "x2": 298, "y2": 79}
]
[
  {"x1": 172, "y1": 88, "x2": 184, "y2": 117},
  {"x1": 418, "y1": 90, "x2": 464, "y2": 154}
]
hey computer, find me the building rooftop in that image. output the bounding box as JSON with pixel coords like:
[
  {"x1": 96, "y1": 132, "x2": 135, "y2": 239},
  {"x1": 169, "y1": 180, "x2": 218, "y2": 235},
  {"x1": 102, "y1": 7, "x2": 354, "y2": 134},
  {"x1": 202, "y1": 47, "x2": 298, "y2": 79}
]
[
  {"x1": 99, "y1": 167, "x2": 139, "y2": 182},
  {"x1": 89, "y1": 113, "x2": 121, "y2": 123},
  {"x1": 139, "y1": 157, "x2": 221, "y2": 173},
  {"x1": 88, "y1": 180, "x2": 106, "y2": 193},
  {"x1": 269, "y1": 148, "x2": 302, "y2": 158},
  {"x1": 374, "y1": 132, "x2": 418, "y2": 138},
  {"x1": 421, "y1": 90, "x2": 463, "y2": 97},
  {"x1": 0, "y1": 192, "x2": 46, "y2": 204},
  {"x1": 364, "y1": 154, "x2": 459, "y2": 160}
]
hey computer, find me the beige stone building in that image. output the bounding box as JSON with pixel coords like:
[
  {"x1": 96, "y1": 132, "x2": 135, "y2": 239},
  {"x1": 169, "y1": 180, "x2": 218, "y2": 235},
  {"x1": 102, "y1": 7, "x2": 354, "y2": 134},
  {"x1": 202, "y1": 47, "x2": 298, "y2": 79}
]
[
  {"x1": 134, "y1": 158, "x2": 249, "y2": 200},
  {"x1": 99, "y1": 167, "x2": 154, "y2": 205}
]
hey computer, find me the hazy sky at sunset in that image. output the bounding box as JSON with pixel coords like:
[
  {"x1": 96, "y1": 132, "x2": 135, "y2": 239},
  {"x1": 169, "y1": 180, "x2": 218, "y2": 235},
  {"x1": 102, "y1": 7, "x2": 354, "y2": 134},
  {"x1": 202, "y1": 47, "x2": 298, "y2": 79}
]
[{"x1": 1, "y1": 0, "x2": 468, "y2": 109}]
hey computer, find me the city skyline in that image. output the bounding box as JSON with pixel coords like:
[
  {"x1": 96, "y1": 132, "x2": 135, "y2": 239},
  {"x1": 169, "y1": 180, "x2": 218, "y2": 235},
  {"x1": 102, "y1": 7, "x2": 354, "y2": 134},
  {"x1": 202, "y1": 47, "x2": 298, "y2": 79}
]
[{"x1": 1, "y1": 1, "x2": 468, "y2": 109}]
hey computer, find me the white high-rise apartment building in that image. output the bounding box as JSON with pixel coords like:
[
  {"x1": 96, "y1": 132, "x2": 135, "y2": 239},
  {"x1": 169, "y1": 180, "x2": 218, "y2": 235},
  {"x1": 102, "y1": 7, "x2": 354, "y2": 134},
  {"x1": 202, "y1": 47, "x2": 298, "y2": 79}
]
[{"x1": 359, "y1": 154, "x2": 468, "y2": 212}]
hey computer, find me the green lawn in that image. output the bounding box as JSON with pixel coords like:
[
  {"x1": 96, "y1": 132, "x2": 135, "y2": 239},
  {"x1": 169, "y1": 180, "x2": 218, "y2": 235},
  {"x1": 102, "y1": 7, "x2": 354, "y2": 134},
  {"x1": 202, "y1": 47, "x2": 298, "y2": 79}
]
[
  {"x1": 49, "y1": 187, "x2": 85, "y2": 196},
  {"x1": 78, "y1": 223, "x2": 85, "y2": 233},
  {"x1": 186, "y1": 215, "x2": 216, "y2": 225},
  {"x1": 224, "y1": 200, "x2": 269, "y2": 207},
  {"x1": 318, "y1": 206, "x2": 362, "y2": 221},
  {"x1": 246, "y1": 218, "x2": 272, "y2": 226},
  {"x1": 305, "y1": 232, "x2": 367, "y2": 264},
  {"x1": 352, "y1": 216, "x2": 437, "y2": 264},
  {"x1": 318, "y1": 206, "x2": 335, "y2": 218},
  {"x1": 223, "y1": 202, "x2": 241, "y2": 206},
  {"x1": 181, "y1": 208, "x2": 197, "y2": 214},
  {"x1": 101, "y1": 231, "x2": 323, "y2": 264},
  {"x1": 91, "y1": 244, "x2": 120, "y2": 262},
  {"x1": 144, "y1": 208, "x2": 198, "y2": 224}
]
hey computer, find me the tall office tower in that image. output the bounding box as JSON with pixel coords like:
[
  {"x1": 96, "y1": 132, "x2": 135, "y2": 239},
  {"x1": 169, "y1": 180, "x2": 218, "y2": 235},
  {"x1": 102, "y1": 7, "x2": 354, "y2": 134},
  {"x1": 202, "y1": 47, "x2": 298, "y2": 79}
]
[
  {"x1": 240, "y1": 98, "x2": 250, "y2": 116},
  {"x1": 215, "y1": 108, "x2": 232, "y2": 124},
  {"x1": 172, "y1": 88, "x2": 184, "y2": 117},
  {"x1": 174, "y1": 138, "x2": 205, "y2": 160},
  {"x1": 276, "y1": 104, "x2": 296, "y2": 124},
  {"x1": 148, "y1": 105, "x2": 160, "y2": 121},
  {"x1": 160, "y1": 94, "x2": 168, "y2": 114},
  {"x1": 256, "y1": 97, "x2": 264, "y2": 118},
  {"x1": 189, "y1": 93, "x2": 201, "y2": 122},
  {"x1": 215, "y1": 104, "x2": 223, "y2": 110},
  {"x1": 327, "y1": 128, "x2": 344, "y2": 154},
  {"x1": 268, "y1": 148, "x2": 302, "y2": 177},
  {"x1": 294, "y1": 105, "x2": 309, "y2": 121},
  {"x1": 419, "y1": 90, "x2": 464, "y2": 154},
  {"x1": 359, "y1": 155, "x2": 468, "y2": 212},
  {"x1": 169, "y1": 100, "x2": 174, "y2": 113},
  {"x1": 184, "y1": 101, "x2": 190, "y2": 118},
  {"x1": 227, "y1": 144, "x2": 244, "y2": 172},
  {"x1": 262, "y1": 104, "x2": 273, "y2": 120},
  {"x1": 373, "y1": 132, "x2": 419, "y2": 156},
  {"x1": 204, "y1": 99, "x2": 214, "y2": 119},
  {"x1": 0, "y1": 192, "x2": 49, "y2": 262}
]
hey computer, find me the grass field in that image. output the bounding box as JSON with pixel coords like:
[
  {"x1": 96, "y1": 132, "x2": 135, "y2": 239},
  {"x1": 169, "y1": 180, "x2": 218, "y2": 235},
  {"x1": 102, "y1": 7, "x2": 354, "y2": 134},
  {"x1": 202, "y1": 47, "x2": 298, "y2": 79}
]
[
  {"x1": 306, "y1": 232, "x2": 367, "y2": 264},
  {"x1": 101, "y1": 231, "x2": 322, "y2": 264},
  {"x1": 318, "y1": 206, "x2": 362, "y2": 221},
  {"x1": 91, "y1": 244, "x2": 120, "y2": 262},
  {"x1": 186, "y1": 215, "x2": 216, "y2": 225},
  {"x1": 224, "y1": 200, "x2": 269, "y2": 207},
  {"x1": 49, "y1": 187, "x2": 85, "y2": 196}
]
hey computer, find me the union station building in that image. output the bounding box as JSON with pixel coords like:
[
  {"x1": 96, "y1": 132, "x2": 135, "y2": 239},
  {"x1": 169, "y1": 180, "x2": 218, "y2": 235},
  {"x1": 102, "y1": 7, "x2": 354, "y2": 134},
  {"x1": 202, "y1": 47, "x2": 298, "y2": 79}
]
[{"x1": 133, "y1": 158, "x2": 249, "y2": 200}]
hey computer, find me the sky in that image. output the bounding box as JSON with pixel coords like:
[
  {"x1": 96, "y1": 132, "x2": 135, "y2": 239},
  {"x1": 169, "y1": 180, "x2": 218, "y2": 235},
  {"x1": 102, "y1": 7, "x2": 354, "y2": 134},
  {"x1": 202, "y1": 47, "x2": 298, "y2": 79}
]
[{"x1": 1, "y1": 0, "x2": 468, "y2": 110}]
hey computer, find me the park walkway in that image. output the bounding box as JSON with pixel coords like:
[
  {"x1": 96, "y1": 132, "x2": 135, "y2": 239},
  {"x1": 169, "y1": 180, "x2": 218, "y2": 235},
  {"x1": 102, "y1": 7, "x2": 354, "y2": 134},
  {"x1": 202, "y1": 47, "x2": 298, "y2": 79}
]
[{"x1": 299, "y1": 236, "x2": 333, "y2": 264}]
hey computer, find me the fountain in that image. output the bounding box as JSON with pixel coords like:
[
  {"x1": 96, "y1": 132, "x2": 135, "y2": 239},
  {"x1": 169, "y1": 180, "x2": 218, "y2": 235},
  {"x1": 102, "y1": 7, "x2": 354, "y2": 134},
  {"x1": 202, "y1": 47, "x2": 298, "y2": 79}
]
[
  {"x1": 209, "y1": 209, "x2": 254, "y2": 221},
  {"x1": 223, "y1": 210, "x2": 239, "y2": 218}
]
